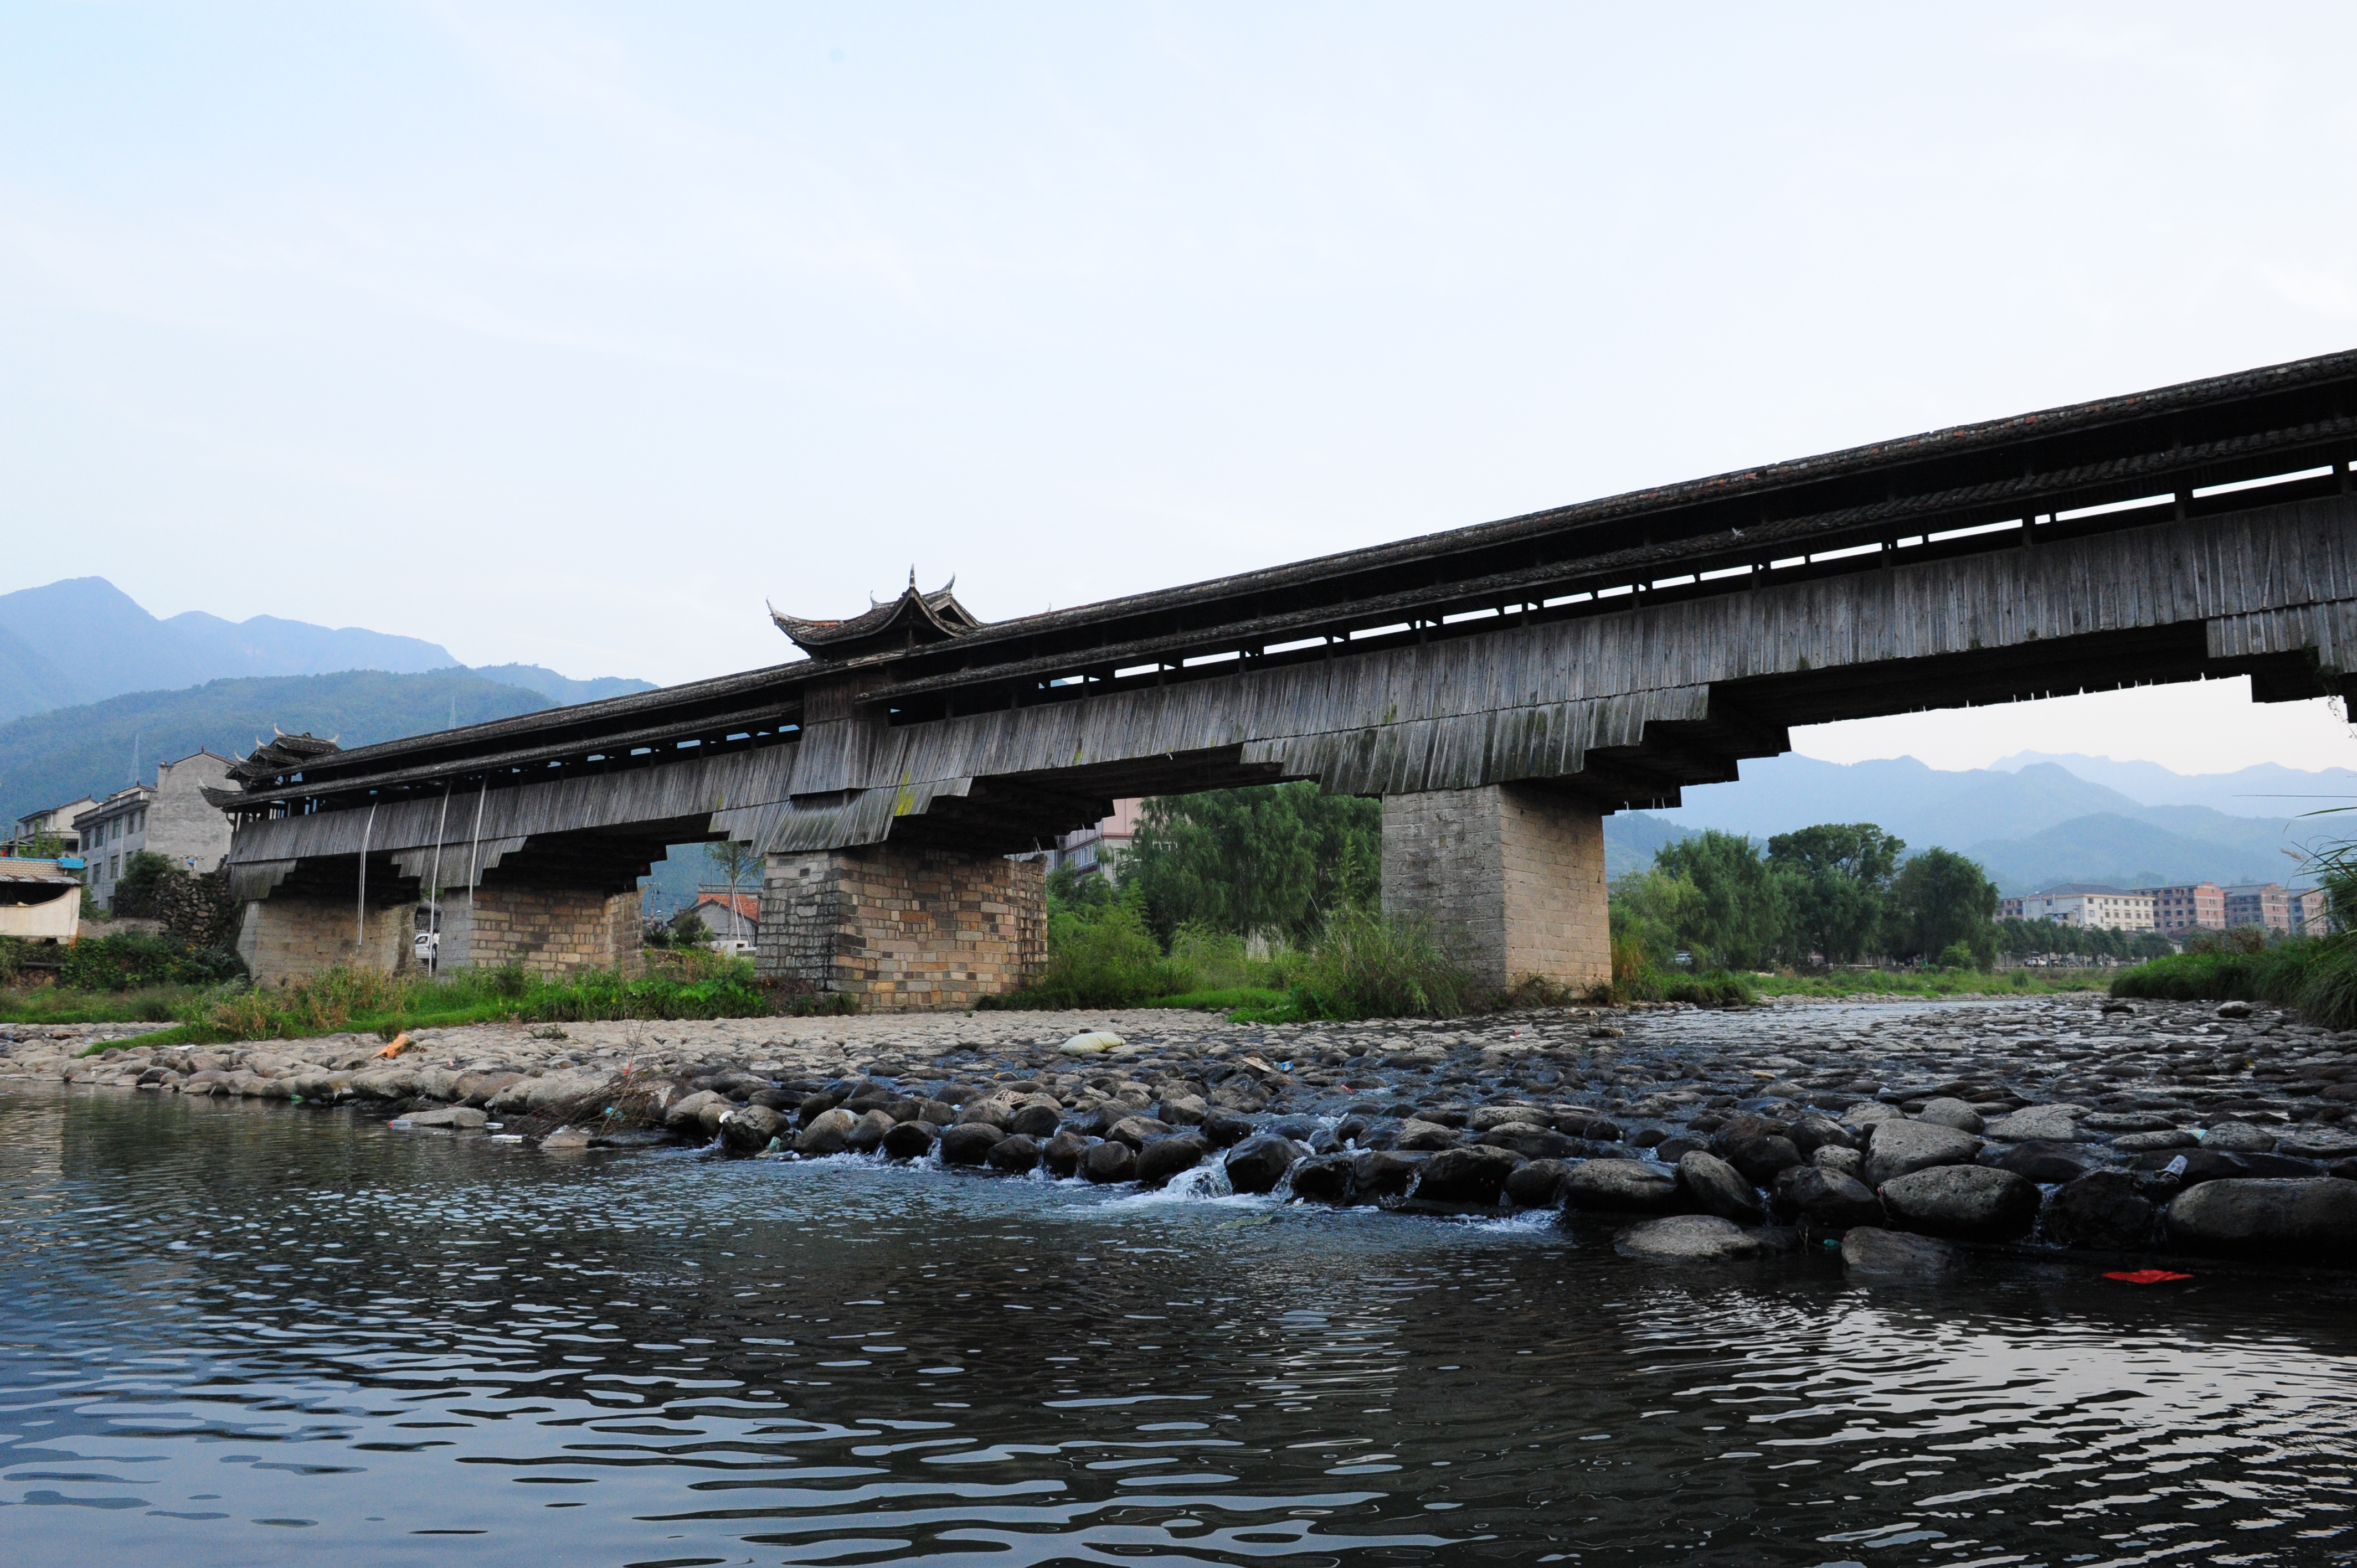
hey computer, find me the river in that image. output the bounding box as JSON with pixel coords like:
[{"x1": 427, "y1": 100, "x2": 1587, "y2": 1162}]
[{"x1": 6, "y1": 1084, "x2": 2355, "y2": 1566}]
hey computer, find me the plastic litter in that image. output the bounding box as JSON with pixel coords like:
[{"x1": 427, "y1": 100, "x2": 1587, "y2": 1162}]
[
  {"x1": 2103, "y1": 1270, "x2": 2194, "y2": 1284},
  {"x1": 1059, "y1": 1030, "x2": 1124, "y2": 1056},
  {"x1": 373, "y1": 1032, "x2": 413, "y2": 1059}
]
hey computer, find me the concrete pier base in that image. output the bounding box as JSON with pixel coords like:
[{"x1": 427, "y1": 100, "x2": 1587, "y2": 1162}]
[
  {"x1": 1381, "y1": 782, "x2": 1610, "y2": 996},
  {"x1": 758, "y1": 842, "x2": 1044, "y2": 1010}
]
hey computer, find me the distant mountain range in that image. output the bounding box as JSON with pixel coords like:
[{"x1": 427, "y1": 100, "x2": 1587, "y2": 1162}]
[
  {"x1": 0, "y1": 577, "x2": 652, "y2": 722},
  {"x1": 0, "y1": 670, "x2": 558, "y2": 824},
  {"x1": 1603, "y1": 752, "x2": 2350, "y2": 894}
]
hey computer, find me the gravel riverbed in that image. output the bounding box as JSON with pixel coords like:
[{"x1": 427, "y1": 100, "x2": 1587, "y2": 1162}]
[{"x1": 10, "y1": 992, "x2": 2357, "y2": 1269}]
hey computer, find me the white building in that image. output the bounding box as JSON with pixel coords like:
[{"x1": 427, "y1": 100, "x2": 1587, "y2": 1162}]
[
  {"x1": 2011, "y1": 884, "x2": 2157, "y2": 931},
  {"x1": 74, "y1": 750, "x2": 235, "y2": 910}
]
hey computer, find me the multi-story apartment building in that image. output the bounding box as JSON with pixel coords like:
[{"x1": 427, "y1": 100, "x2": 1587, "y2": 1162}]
[
  {"x1": 4, "y1": 796, "x2": 101, "y2": 858},
  {"x1": 2009, "y1": 884, "x2": 2157, "y2": 931},
  {"x1": 2137, "y1": 881, "x2": 2226, "y2": 933},
  {"x1": 73, "y1": 751, "x2": 235, "y2": 910},
  {"x1": 2222, "y1": 883, "x2": 2296, "y2": 933},
  {"x1": 2293, "y1": 885, "x2": 2333, "y2": 933}
]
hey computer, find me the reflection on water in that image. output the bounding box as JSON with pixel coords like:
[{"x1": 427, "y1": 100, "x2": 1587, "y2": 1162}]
[{"x1": 4, "y1": 1085, "x2": 2356, "y2": 1566}]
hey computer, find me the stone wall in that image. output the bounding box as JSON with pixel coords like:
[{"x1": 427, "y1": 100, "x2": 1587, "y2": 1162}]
[
  {"x1": 1381, "y1": 782, "x2": 1609, "y2": 994},
  {"x1": 758, "y1": 843, "x2": 1044, "y2": 1010},
  {"x1": 459, "y1": 885, "x2": 642, "y2": 978},
  {"x1": 238, "y1": 881, "x2": 641, "y2": 986},
  {"x1": 236, "y1": 892, "x2": 410, "y2": 988}
]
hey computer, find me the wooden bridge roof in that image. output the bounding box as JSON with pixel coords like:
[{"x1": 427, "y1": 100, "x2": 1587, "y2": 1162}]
[{"x1": 212, "y1": 344, "x2": 2357, "y2": 814}]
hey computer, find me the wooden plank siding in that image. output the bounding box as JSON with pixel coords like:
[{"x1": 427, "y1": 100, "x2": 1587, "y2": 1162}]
[{"x1": 225, "y1": 496, "x2": 2357, "y2": 876}]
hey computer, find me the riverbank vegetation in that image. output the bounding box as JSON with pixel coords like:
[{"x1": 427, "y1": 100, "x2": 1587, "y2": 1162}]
[{"x1": 2112, "y1": 929, "x2": 2357, "y2": 1028}]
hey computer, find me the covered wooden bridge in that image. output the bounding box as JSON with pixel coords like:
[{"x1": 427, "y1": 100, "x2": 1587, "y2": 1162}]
[{"x1": 213, "y1": 349, "x2": 2357, "y2": 1005}]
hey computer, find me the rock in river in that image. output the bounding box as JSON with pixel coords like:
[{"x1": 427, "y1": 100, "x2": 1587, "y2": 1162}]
[
  {"x1": 1915, "y1": 1097, "x2": 1986, "y2": 1134},
  {"x1": 1772, "y1": 1165, "x2": 1883, "y2": 1231},
  {"x1": 1136, "y1": 1135, "x2": 1208, "y2": 1187},
  {"x1": 721, "y1": 1104, "x2": 785, "y2": 1152},
  {"x1": 1983, "y1": 1105, "x2": 2085, "y2": 1143},
  {"x1": 2167, "y1": 1178, "x2": 2357, "y2": 1255},
  {"x1": 1564, "y1": 1158, "x2": 1681, "y2": 1214},
  {"x1": 404, "y1": 1105, "x2": 486, "y2": 1130},
  {"x1": 1863, "y1": 1120, "x2": 1982, "y2": 1187},
  {"x1": 1415, "y1": 1146, "x2": 1523, "y2": 1205},
  {"x1": 986, "y1": 1133, "x2": 1042, "y2": 1173},
  {"x1": 1982, "y1": 1141, "x2": 2094, "y2": 1184},
  {"x1": 2042, "y1": 1170, "x2": 2155, "y2": 1251},
  {"x1": 1615, "y1": 1214, "x2": 1764, "y2": 1262},
  {"x1": 881, "y1": 1121, "x2": 938, "y2": 1160},
  {"x1": 1224, "y1": 1134, "x2": 1305, "y2": 1195},
  {"x1": 1288, "y1": 1153, "x2": 1353, "y2": 1203},
  {"x1": 1878, "y1": 1165, "x2": 2040, "y2": 1240},
  {"x1": 1042, "y1": 1128, "x2": 1092, "y2": 1177},
  {"x1": 1841, "y1": 1226, "x2": 1958, "y2": 1277},
  {"x1": 938, "y1": 1123, "x2": 1006, "y2": 1166},
  {"x1": 795, "y1": 1107, "x2": 859, "y2": 1156},
  {"x1": 1505, "y1": 1158, "x2": 1569, "y2": 1208},
  {"x1": 1676, "y1": 1151, "x2": 1765, "y2": 1223},
  {"x1": 1351, "y1": 1149, "x2": 1427, "y2": 1198},
  {"x1": 1083, "y1": 1139, "x2": 1139, "y2": 1183}
]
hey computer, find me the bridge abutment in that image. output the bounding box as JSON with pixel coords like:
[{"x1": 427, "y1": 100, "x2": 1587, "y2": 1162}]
[
  {"x1": 1381, "y1": 783, "x2": 1610, "y2": 996},
  {"x1": 757, "y1": 843, "x2": 1044, "y2": 1010},
  {"x1": 236, "y1": 890, "x2": 412, "y2": 988}
]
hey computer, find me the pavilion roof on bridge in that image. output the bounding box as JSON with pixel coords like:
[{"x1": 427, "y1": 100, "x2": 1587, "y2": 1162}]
[{"x1": 769, "y1": 576, "x2": 982, "y2": 662}]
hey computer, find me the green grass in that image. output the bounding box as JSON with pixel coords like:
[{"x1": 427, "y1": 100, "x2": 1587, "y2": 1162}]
[
  {"x1": 0, "y1": 983, "x2": 217, "y2": 1026},
  {"x1": 1753, "y1": 967, "x2": 2110, "y2": 999},
  {"x1": 40, "y1": 952, "x2": 801, "y2": 1051},
  {"x1": 2112, "y1": 937, "x2": 2357, "y2": 1028}
]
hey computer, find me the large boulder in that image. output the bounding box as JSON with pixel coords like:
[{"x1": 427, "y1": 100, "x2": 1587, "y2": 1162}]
[
  {"x1": 1199, "y1": 1111, "x2": 1257, "y2": 1148},
  {"x1": 794, "y1": 1107, "x2": 860, "y2": 1156},
  {"x1": 1772, "y1": 1165, "x2": 1883, "y2": 1231},
  {"x1": 719, "y1": 1104, "x2": 785, "y2": 1152},
  {"x1": 1396, "y1": 1119, "x2": 1463, "y2": 1152},
  {"x1": 1007, "y1": 1102, "x2": 1064, "y2": 1137},
  {"x1": 1351, "y1": 1149, "x2": 1428, "y2": 1198},
  {"x1": 1224, "y1": 1135, "x2": 1305, "y2": 1195},
  {"x1": 986, "y1": 1134, "x2": 1042, "y2": 1173},
  {"x1": 1983, "y1": 1141, "x2": 2095, "y2": 1184},
  {"x1": 1041, "y1": 1128, "x2": 1092, "y2": 1177},
  {"x1": 2200, "y1": 1122, "x2": 2278, "y2": 1152},
  {"x1": 1841, "y1": 1226, "x2": 1958, "y2": 1277},
  {"x1": 1615, "y1": 1214, "x2": 1764, "y2": 1262},
  {"x1": 1083, "y1": 1139, "x2": 1139, "y2": 1183},
  {"x1": 1879, "y1": 1165, "x2": 2039, "y2": 1240},
  {"x1": 1563, "y1": 1159, "x2": 1682, "y2": 1214},
  {"x1": 2166, "y1": 1178, "x2": 2357, "y2": 1255},
  {"x1": 1505, "y1": 1158, "x2": 1570, "y2": 1208},
  {"x1": 881, "y1": 1120, "x2": 938, "y2": 1160},
  {"x1": 1109, "y1": 1116, "x2": 1175, "y2": 1151},
  {"x1": 1553, "y1": 1112, "x2": 1623, "y2": 1142},
  {"x1": 1915, "y1": 1097, "x2": 1986, "y2": 1134},
  {"x1": 2042, "y1": 1170, "x2": 2154, "y2": 1250},
  {"x1": 1136, "y1": 1135, "x2": 1209, "y2": 1187},
  {"x1": 1157, "y1": 1093, "x2": 1208, "y2": 1126},
  {"x1": 845, "y1": 1109, "x2": 895, "y2": 1153},
  {"x1": 1789, "y1": 1116, "x2": 1854, "y2": 1159},
  {"x1": 405, "y1": 1105, "x2": 487, "y2": 1130},
  {"x1": 1677, "y1": 1151, "x2": 1766, "y2": 1223},
  {"x1": 1288, "y1": 1153, "x2": 1354, "y2": 1204},
  {"x1": 1812, "y1": 1145, "x2": 1865, "y2": 1180},
  {"x1": 1840, "y1": 1102, "x2": 1902, "y2": 1132},
  {"x1": 1479, "y1": 1128, "x2": 1580, "y2": 1160},
  {"x1": 1415, "y1": 1146, "x2": 1524, "y2": 1205},
  {"x1": 937, "y1": 1122, "x2": 1006, "y2": 1166},
  {"x1": 1983, "y1": 1105, "x2": 2085, "y2": 1143},
  {"x1": 1863, "y1": 1120, "x2": 1982, "y2": 1187},
  {"x1": 1712, "y1": 1116, "x2": 1803, "y2": 1184},
  {"x1": 956, "y1": 1100, "x2": 1012, "y2": 1129}
]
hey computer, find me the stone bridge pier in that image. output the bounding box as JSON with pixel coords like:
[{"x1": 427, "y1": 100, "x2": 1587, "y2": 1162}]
[{"x1": 755, "y1": 843, "x2": 1044, "y2": 1010}]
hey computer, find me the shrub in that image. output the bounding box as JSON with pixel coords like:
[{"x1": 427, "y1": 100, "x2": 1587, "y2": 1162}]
[
  {"x1": 60, "y1": 932, "x2": 246, "y2": 991},
  {"x1": 1286, "y1": 909, "x2": 1471, "y2": 1020},
  {"x1": 2112, "y1": 936, "x2": 2357, "y2": 1029},
  {"x1": 1008, "y1": 901, "x2": 1193, "y2": 1009}
]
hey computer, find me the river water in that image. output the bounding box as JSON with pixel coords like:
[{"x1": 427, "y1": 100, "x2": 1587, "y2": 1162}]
[{"x1": 6, "y1": 1086, "x2": 2357, "y2": 1567}]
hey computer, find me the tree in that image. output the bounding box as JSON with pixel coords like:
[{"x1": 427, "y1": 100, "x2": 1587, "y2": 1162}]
[
  {"x1": 1651, "y1": 830, "x2": 1785, "y2": 969},
  {"x1": 1608, "y1": 868, "x2": 1702, "y2": 968},
  {"x1": 1128, "y1": 782, "x2": 1380, "y2": 943},
  {"x1": 1885, "y1": 848, "x2": 1999, "y2": 966},
  {"x1": 1767, "y1": 823, "x2": 1902, "y2": 966},
  {"x1": 705, "y1": 837, "x2": 762, "y2": 918},
  {"x1": 110, "y1": 850, "x2": 178, "y2": 917}
]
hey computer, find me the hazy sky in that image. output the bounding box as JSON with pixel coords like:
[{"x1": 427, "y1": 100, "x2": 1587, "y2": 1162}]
[{"x1": 7, "y1": 3, "x2": 2356, "y2": 773}]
